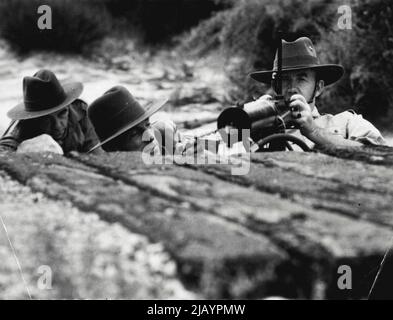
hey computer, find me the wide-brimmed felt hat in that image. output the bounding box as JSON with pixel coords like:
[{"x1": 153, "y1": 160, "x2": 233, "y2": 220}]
[
  {"x1": 87, "y1": 86, "x2": 168, "y2": 153},
  {"x1": 249, "y1": 37, "x2": 344, "y2": 86},
  {"x1": 7, "y1": 69, "x2": 83, "y2": 120}
]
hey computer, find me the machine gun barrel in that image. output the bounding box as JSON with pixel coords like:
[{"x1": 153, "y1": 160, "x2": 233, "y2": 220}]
[{"x1": 213, "y1": 31, "x2": 301, "y2": 149}]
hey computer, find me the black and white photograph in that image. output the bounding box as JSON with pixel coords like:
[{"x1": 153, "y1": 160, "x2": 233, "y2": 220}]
[{"x1": 0, "y1": 0, "x2": 393, "y2": 305}]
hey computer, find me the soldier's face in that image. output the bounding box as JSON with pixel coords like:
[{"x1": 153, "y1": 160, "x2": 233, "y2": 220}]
[
  {"x1": 47, "y1": 108, "x2": 69, "y2": 140},
  {"x1": 122, "y1": 119, "x2": 158, "y2": 152},
  {"x1": 19, "y1": 107, "x2": 69, "y2": 141},
  {"x1": 281, "y1": 69, "x2": 319, "y2": 105}
]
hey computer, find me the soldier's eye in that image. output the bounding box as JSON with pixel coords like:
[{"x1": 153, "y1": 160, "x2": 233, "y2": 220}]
[{"x1": 54, "y1": 109, "x2": 68, "y2": 119}]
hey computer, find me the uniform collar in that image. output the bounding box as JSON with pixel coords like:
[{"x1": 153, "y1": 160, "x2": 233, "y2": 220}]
[{"x1": 68, "y1": 99, "x2": 86, "y2": 123}]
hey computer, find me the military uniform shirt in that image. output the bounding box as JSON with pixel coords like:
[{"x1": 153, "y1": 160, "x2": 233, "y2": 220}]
[
  {"x1": 287, "y1": 106, "x2": 386, "y2": 149},
  {"x1": 0, "y1": 99, "x2": 102, "y2": 154}
]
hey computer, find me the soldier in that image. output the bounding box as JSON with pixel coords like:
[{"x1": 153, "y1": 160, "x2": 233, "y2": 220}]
[
  {"x1": 87, "y1": 86, "x2": 183, "y2": 154},
  {"x1": 0, "y1": 69, "x2": 102, "y2": 154},
  {"x1": 248, "y1": 37, "x2": 386, "y2": 150}
]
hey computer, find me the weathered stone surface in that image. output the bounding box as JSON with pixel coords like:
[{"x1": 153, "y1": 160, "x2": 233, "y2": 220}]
[
  {"x1": 0, "y1": 152, "x2": 289, "y2": 299},
  {"x1": 0, "y1": 172, "x2": 194, "y2": 299},
  {"x1": 76, "y1": 152, "x2": 393, "y2": 298},
  {"x1": 321, "y1": 144, "x2": 393, "y2": 166},
  {"x1": 196, "y1": 152, "x2": 393, "y2": 227},
  {"x1": 0, "y1": 148, "x2": 393, "y2": 299}
]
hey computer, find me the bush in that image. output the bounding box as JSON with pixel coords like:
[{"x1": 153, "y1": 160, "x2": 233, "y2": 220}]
[
  {"x1": 103, "y1": 0, "x2": 231, "y2": 44},
  {"x1": 0, "y1": 0, "x2": 111, "y2": 54},
  {"x1": 0, "y1": 0, "x2": 232, "y2": 51},
  {"x1": 315, "y1": 0, "x2": 393, "y2": 128},
  {"x1": 348, "y1": 0, "x2": 393, "y2": 127}
]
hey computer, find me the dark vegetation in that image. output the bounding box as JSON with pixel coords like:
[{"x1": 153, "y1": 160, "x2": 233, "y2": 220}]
[
  {"x1": 0, "y1": 0, "x2": 392, "y2": 128},
  {"x1": 0, "y1": 0, "x2": 111, "y2": 53},
  {"x1": 0, "y1": 0, "x2": 229, "y2": 52},
  {"x1": 104, "y1": 0, "x2": 231, "y2": 44}
]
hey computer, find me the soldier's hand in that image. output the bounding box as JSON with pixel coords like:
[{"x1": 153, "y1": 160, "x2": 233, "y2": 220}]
[
  {"x1": 17, "y1": 134, "x2": 64, "y2": 155},
  {"x1": 244, "y1": 94, "x2": 275, "y2": 113},
  {"x1": 289, "y1": 94, "x2": 315, "y2": 134}
]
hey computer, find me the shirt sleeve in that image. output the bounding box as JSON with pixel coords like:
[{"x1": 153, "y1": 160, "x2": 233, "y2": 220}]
[
  {"x1": 0, "y1": 121, "x2": 21, "y2": 152},
  {"x1": 0, "y1": 136, "x2": 19, "y2": 152},
  {"x1": 345, "y1": 112, "x2": 387, "y2": 146}
]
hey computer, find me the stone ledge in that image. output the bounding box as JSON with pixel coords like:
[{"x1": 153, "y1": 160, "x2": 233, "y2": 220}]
[{"x1": 0, "y1": 148, "x2": 392, "y2": 299}]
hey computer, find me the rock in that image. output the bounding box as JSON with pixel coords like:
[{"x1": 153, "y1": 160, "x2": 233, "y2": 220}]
[
  {"x1": 170, "y1": 84, "x2": 219, "y2": 107},
  {"x1": 0, "y1": 173, "x2": 194, "y2": 299},
  {"x1": 0, "y1": 146, "x2": 393, "y2": 299},
  {"x1": 110, "y1": 56, "x2": 131, "y2": 71},
  {"x1": 181, "y1": 60, "x2": 195, "y2": 79}
]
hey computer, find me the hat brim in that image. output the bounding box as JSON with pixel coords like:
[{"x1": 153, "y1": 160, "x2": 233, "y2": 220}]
[
  {"x1": 7, "y1": 82, "x2": 83, "y2": 120},
  {"x1": 249, "y1": 64, "x2": 344, "y2": 86},
  {"x1": 88, "y1": 98, "x2": 168, "y2": 153}
]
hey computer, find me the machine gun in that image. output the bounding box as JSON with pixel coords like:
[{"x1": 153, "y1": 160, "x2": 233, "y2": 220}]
[{"x1": 216, "y1": 32, "x2": 310, "y2": 152}]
